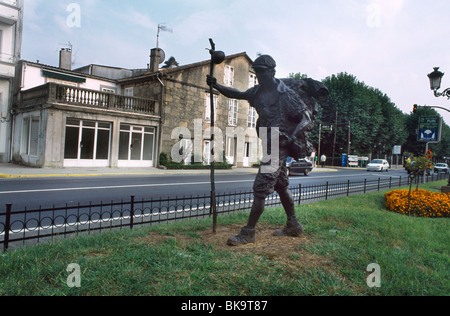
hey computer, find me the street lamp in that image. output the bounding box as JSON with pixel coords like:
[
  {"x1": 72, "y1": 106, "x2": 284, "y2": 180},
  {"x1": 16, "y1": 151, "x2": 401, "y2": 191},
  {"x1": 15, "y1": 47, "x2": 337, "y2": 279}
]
[
  {"x1": 427, "y1": 67, "x2": 450, "y2": 191},
  {"x1": 428, "y1": 67, "x2": 450, "y2": 99}
]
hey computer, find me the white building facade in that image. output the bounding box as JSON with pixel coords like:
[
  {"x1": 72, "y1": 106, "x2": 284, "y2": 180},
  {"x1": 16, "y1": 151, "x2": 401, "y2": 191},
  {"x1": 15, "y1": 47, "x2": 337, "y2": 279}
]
[
  {"x1": 12, "y1": 60, "x2": 161, "y2": 168},
  {"x1": 0, "y1": 0, "x2": 23, "y2": 162}
]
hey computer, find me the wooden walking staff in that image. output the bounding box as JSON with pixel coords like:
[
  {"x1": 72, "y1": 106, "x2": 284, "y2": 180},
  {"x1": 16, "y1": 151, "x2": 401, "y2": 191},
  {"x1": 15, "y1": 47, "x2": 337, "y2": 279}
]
[{"x1": 207, "y1": 39, "x2": 225, "y2": 233}]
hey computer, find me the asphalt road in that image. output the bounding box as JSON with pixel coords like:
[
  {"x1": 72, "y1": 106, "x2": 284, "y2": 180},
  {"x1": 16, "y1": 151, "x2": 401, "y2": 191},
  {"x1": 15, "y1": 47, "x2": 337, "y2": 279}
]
[
  {"x1": 2, "y1": 167, "x2": 440, "y2": 250},
  {"x1": 0, "y1": 168, "x2": 411, "y2": 211}
]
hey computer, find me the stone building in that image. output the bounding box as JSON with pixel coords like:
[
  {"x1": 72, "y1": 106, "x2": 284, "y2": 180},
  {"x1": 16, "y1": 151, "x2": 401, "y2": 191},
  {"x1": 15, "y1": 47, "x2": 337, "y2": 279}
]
[
  {"x1": 10, "y1": 48, "x2": 261, "y2": 169},
  {"x1": 120, "y1": 51, "x2": 261, "y2": 168}
]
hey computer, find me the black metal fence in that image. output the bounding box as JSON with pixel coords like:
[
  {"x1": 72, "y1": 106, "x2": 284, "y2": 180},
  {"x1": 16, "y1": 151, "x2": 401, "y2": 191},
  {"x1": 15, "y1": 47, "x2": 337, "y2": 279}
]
[{"x1": 1, "y1": 173, "x2": 447, "y2": 251}]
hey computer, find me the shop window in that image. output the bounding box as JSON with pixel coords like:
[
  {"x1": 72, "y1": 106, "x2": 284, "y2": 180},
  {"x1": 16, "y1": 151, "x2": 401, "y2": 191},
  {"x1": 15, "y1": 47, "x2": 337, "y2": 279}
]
[
  {"x1": 64, "y1": 119, "x2": 111, "y2": 161},
  {"x1": 119, "y1": 124, "x2": 155, "y2": 162}
]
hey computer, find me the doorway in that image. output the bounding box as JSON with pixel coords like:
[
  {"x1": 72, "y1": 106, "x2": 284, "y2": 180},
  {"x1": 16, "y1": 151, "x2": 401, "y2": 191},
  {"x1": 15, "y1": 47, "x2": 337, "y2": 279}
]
[{"x1": 118, "y1": 124, "x2": 155, "y2": 167}]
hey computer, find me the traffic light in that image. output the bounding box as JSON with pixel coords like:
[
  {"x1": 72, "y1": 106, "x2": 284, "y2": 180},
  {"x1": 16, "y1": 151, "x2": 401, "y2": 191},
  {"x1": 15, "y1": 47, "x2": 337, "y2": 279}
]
[{"x1": 413, "y1": 104, "x2": 418, "y2": 114}]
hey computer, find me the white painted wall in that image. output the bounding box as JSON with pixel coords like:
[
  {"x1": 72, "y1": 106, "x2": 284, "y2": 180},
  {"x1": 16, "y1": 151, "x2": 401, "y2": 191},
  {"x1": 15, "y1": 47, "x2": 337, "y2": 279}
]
[{"x1": 20, "y1": 62, "x2": 120, "y2": 93}]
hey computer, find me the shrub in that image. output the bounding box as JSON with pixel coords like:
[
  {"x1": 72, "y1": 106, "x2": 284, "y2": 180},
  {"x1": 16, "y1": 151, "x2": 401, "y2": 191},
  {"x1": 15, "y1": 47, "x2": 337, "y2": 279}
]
[
  {"x1": 159, "y1": 152, "x2": 232, "y2": 170},
  {"x1": 405, "y1": 150, "x2": 434, "y2": 190},
  {"x1": 385, "y1": 189, "x2": 450, "y2": 218}
]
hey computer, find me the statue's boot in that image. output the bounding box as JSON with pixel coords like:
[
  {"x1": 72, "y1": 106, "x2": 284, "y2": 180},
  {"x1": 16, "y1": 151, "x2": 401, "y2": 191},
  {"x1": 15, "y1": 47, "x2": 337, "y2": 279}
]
[
  {"x1": 273, "y1": 216, "x2": 304, "y2": 237},
  {"x1": 227, "y1": 197, "x2": 265, "y2": 246},
  {"x1": 227, "y1": 226, "x2": 256, "y2": 246},
  {"x1": 274, "y1": 189, "x2": 304, "y2": 237}
]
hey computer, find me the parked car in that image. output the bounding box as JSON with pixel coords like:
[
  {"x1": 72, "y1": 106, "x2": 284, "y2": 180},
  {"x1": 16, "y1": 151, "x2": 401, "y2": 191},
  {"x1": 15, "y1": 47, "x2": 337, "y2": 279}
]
[
  {"x1": 434, "y1": 163, "x2": 449, "y2": 174},
  {"x1": 405, "y1": 161, "x2": 432, "y2": 175},
  {"x1": 286, "y1": 158, "x2": 314, "y2": 176},
  {"x1": 366, "y1": 159, "x2": 390, "y2": 172}
]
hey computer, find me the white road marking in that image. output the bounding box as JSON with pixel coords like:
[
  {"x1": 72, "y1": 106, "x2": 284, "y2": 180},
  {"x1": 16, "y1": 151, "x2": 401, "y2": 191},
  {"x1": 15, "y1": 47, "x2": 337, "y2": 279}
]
[
  {"x1": 0, "y1": 172, "x2": 406, "y2": 195},
  {"x1": 0, "y1": 180, "x2": 255, "y2": 195}
]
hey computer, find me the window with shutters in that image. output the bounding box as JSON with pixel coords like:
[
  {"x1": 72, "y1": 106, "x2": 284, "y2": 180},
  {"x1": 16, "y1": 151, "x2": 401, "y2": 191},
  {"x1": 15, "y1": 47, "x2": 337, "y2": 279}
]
[
  {"x1": 21, "y1": 117, "x2": 40, "y2": 156},
  {"x1": 248, "y1": 107, "x2": 258, "y2": 129},
  {"x1": 228, "y1": 99, "x2": 238, "y2": 126},
  {"x1": 224, "y1": 65, "x2": 234, "y2": 86},
  {"x1": 249, "y1": 73, "x2": 258, "y2": 88},
  {"x1": 205, "y1": 93, "x2": 218, "y2": 123}
]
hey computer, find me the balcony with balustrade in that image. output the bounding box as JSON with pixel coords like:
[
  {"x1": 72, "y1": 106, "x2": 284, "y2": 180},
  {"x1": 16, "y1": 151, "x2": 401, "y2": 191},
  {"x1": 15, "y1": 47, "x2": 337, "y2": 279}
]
[{"x1": 17, "y1": 83, "x2": 161, "y2": 118}]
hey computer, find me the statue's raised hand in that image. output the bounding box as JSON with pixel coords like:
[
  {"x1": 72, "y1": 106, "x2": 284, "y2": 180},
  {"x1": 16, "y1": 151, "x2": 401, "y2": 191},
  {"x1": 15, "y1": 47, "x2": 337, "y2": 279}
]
[{"x1": 206, "y1": 75, "x2": 217, "y2": 87}]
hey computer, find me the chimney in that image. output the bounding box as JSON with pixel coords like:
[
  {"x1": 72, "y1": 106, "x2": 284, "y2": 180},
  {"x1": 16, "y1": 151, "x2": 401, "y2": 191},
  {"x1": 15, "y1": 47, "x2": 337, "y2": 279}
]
[
  {"x1": 59, "y1": 48, "x2": 72, "y2": 70},
  {"x1": 149, "y1": 48, "x2": 163, "y2": 72}
]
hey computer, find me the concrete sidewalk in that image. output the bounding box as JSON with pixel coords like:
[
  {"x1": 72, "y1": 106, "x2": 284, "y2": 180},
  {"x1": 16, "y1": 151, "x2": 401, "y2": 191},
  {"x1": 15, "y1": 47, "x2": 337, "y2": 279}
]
[{"x1": 0, "y1": 163, "x2": 338, "y2": 178}]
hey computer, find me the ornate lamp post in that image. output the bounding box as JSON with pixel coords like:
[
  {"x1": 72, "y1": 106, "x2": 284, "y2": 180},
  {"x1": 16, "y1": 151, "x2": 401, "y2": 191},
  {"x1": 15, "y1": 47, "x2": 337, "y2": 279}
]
[
  {"x1": 427, "y1": 67, "x2": 450, "y2": 190},
  {"x1": 428, "y1": 67, "x2": 450, "y2": 99}
]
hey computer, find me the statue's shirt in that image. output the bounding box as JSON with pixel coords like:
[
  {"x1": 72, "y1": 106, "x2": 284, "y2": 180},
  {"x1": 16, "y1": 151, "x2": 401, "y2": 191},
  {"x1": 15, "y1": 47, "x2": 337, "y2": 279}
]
[{"x1": 243, "y1": 79, "x2": 307, "y2": 137}]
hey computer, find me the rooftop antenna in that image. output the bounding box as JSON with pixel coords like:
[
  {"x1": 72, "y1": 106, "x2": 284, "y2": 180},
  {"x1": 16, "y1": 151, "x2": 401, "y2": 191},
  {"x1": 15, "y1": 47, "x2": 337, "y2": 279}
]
[
  {"x1": 156, "y1": 23, "x2": 173, "y2": 49},
  {"x1": 59, "y1": 41, "x2": 73, "y2": 51}
]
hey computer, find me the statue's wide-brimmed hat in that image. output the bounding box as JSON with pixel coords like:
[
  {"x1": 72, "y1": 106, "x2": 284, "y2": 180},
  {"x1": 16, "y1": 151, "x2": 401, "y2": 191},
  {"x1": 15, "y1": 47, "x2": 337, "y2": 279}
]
[{"x1": 252, "y1": 55, "x2": 276, "y2": 69}]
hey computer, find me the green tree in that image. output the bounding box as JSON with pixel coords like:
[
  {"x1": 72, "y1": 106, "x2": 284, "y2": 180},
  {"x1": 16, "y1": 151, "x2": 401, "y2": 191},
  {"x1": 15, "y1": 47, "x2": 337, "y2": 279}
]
[
  {"x1": 318, "y1": 73, "x2": 385, "y2": 157},
  {"x1": 289, "y1": 72, "x2": 308, "y2": 79},
  {"x1": 162, "y1": 56, "x2": 179, "y2": 69},
  {"x1": 371, "y1": 89, "x2": 408, "y2": 156},
  {"x1": 288, "y1": 72, "x2": 408, "y2": 162}
]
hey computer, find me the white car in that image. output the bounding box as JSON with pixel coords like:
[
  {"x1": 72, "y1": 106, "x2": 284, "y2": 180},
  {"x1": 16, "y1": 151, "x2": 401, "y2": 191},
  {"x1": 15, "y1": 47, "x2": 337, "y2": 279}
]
[
  {"x1": 434, "y1": 163, "x2": 449, "y2": 174},
  {"x1": 367, "y1": 159, "x2": 390, "y2": 172}
]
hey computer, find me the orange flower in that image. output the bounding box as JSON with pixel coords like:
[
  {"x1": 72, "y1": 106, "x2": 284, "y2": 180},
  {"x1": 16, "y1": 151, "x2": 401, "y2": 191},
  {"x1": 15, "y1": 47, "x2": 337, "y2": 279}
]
[{"x1": 385, "y1": 189, "x2": 450, "y2": 218}]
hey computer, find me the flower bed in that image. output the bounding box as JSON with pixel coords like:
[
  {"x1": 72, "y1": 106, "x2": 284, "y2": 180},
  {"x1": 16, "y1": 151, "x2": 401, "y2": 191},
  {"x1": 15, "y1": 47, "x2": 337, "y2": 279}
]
[{"x1": 385, "y1": 189, "x2": 450, "y2": 218}]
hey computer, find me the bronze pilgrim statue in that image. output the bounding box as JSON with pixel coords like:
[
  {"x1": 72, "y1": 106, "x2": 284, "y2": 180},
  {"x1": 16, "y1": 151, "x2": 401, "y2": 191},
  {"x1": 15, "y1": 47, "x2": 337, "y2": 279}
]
[{"x1": 207, "y1": 55, "x2": 329, "y2": 246}]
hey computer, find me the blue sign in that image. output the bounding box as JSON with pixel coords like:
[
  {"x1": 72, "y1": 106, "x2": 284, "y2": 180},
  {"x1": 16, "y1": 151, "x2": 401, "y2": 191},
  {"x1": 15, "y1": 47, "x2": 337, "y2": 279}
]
[
  {"x1": 418, "y1": 117, "x2": 442, "y2": 143},
  {"x1": 341, "y1": 154, "x2": 348, "y2": 167},
  {"x1": 418, "y1": 129, "x2": 439, "y2": 142}
]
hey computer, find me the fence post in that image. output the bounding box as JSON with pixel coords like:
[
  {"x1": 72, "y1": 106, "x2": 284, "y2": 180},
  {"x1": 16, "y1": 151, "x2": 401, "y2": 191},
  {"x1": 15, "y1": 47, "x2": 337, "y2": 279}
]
[
  {"x1": 298, "y1": 184, "x2": 302, "y2": 205},
  {"x1": 364, "y1": 179, "x2": 367, "y2": 194},
  {"x1": 347, "y1": 180, "x2": 350, "y2": 197},
  {"x1": 4, "y1": 204, "x2": 12, "y2": 252},
  {"x1": 325, "y1": 182, "x2": 329, "y2": 200},
  {"x1": 378, "y1": 178, "x2": 381, "y2": 191},
  {"x1": 130, "y1": 196, "x2": 135, "y2": 230}
]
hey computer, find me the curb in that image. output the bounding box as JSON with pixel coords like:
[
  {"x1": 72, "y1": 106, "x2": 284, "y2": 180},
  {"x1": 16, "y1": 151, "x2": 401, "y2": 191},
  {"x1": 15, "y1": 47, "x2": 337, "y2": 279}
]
[
  {"x1": 0, "y1": 169, "x2": 258, "y2": 179},
  {"x1": 0, "y1": 167, "x2": 338, "y2": 179}
]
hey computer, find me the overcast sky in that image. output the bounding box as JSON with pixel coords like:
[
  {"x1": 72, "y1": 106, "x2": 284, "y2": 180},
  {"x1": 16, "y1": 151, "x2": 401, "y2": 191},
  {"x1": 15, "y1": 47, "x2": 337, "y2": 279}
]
[{"x1": 22, "y1": 0, "x2": 450, "y2": 125}]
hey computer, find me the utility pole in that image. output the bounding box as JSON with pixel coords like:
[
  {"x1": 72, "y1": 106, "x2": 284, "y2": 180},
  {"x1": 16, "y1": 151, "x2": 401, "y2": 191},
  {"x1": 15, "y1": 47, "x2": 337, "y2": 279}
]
[
  {"x1": 332, "y1": 111, "x2": 338, "y2": 166},
  {"x1": 317, "y1": 124, "x2": 322, "y2": 168},
  {"x1": 347, "y1": 121, "x2": 351, "y2": 167}
]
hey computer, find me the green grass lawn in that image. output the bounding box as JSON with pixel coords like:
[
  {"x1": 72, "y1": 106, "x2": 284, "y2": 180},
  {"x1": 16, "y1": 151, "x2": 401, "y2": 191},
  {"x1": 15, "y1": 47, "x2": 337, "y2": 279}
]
[{"x1": 0, "y1": 181, "x2": 448, "y2": 296}]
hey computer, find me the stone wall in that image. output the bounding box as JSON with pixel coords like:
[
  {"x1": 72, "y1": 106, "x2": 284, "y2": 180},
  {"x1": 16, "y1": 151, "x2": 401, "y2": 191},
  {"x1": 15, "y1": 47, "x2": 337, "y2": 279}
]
[{"x1": 121, "y1": 53, "x2": 261, "y2": 167}]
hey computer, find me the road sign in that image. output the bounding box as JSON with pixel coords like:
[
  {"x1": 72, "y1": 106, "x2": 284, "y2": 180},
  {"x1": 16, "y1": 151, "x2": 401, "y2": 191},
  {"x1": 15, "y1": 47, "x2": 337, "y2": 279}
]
[
  {"x1": 341, "y1": 154, "x2": 347, "y2": 167},
  {"x1": 393, "y1": 145, "x2": 402, "y2": 155},
  {"x1": 418, "y1": 116, "x2": 442, "y2": 143}
]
